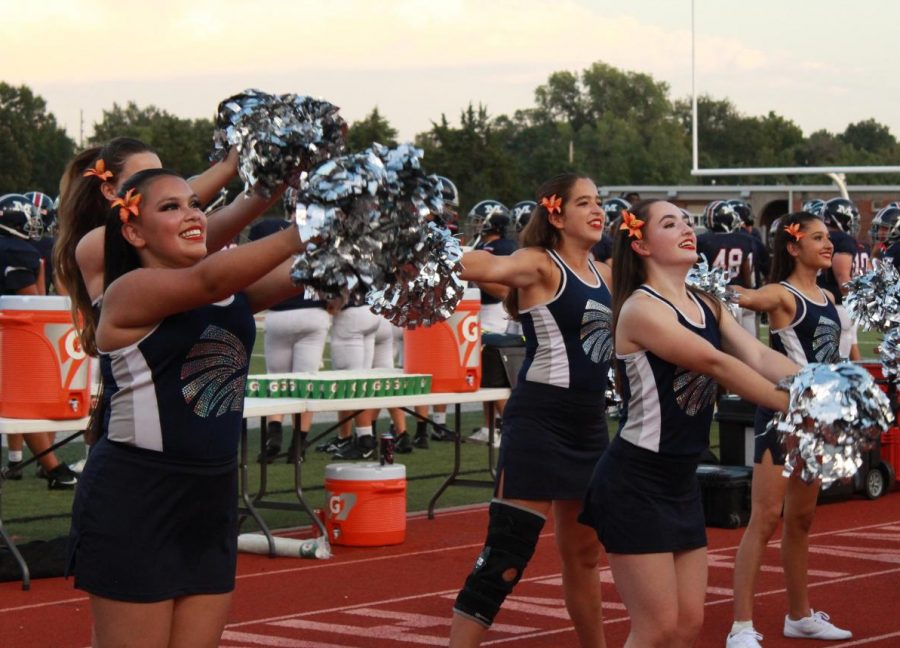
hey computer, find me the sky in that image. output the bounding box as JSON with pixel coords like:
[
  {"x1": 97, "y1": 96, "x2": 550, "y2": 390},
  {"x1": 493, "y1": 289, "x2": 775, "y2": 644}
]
[{"x1": 4, "y1": 0, "x2": 899, "y2": 159}]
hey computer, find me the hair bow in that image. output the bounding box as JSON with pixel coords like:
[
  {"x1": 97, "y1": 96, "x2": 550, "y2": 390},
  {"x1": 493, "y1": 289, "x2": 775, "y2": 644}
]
[
  {"x1": 784, "y1": 223, "x2": 805, "y2": 241},
  {"x1": 112, "y1": 188, "x2": 142, "y2": 224},
  {"x1": 83, "y1": 159, "x2": 113, "y2": 181},
  {"x1": 620, "y1": 210, "x2": 645, "y2": 239},
  {"x1": 540, "y1": 194, "x2": 562, "y2": 214}
]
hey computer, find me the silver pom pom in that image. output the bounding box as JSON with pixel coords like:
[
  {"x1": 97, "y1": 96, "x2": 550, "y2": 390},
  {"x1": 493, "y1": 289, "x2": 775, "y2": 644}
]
[
  {"x1": 211, "y1": 89, "x2": 347, "y2": 198},
  {"x1": 880, "y1": 327, "x2": 900, "y2": 380},
  {"x1": 686, "y1": 256, "x2": 741, "y2": 318},
  {"x1": 286, "y1": 144, "x2": 461, "y2": 326},
  {"x1": 768, "y1": 362, "x2": 894, "y2": 486},
  {"x1": 844, "y1": 259, "x2": 900, "y2": 333}
]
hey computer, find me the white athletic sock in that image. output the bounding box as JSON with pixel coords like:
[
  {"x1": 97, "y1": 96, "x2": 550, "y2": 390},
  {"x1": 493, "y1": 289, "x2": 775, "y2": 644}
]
[
  {"x1": 730, "y1": 620, "x2": 754, "y2": 635},
  {"x1": 433, "y1": 412, "x2": 446, "y2": 425},
  {"x1": 8, "y1": 450, "x2": 23, "y2": 462},
  {"x1": 356, "y1": 426, "x2": 374, "y2": 438}
]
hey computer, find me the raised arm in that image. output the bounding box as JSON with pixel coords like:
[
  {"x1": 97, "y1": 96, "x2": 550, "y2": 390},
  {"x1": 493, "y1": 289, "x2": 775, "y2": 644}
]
[
  {"x1": 100, "y1": 226, "x2": 304, "y2": 345},
  {"x1": 734, "y1": 283, "x2": 792, "y2": 314},
  {"x1": 205, "y1": 186, "x2": 286, "y2": 253},
  {"x1": 620, "y1": 295, "x2": 789, "y2": 412},
  {"x1": 461, "y1": 247, "x2": 551, "y2": 289},
  {"x1": 717, "y1": 303, "x2": 799, "y2": 384},
  {"x1": 187, "y1": 148, "x2": 238, "y2": 206}
]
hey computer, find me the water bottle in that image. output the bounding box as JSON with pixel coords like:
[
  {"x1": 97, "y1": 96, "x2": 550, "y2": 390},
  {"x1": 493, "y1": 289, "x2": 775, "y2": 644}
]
[{"x1": 380, "y1": 424, "x2": 396, "y2": 465}]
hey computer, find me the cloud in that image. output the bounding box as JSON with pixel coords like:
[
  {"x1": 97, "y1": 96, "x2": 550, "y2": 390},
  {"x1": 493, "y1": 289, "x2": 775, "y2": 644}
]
[{"x1": 8, "y1": 0, "x2": 900, "y2": 140}]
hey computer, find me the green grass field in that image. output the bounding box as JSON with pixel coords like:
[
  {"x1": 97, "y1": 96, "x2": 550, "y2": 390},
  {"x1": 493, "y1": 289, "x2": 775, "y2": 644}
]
[{"x1": 1, "y1": 328, "x2": 884, "y2": 545}]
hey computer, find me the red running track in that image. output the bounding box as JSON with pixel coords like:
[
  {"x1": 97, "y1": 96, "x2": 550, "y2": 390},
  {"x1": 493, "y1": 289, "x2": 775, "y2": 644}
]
[{"x1": 2, "y1": 492, "x2": 900, "y2": 647}]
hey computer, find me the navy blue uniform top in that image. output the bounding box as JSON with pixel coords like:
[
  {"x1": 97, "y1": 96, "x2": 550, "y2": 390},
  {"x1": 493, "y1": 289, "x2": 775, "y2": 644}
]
[
  {"x1": 883, "y1": 241, "x2": 900, "y2": 272},
  {"x1": 32, "y1": 236, "x2": 55, "y2": 293},
  {"x1": 474, "y1": 236, "x2": 517, "y2": 305},
  {"x1": 770, "y1": 282, "x2": 841, "y2": 365},
  {"x1": 591, "y1": 234, "x2": 614, "y2": 263},
  {"x1": 616, "y1": 286, "x2": 721, "y2": 456},
  {"x1": 248, "y1": 219, "x2": 323, "y2": 311},
  {"x1": 99, "y1": 293, "x2": 256, "y2": 462},
  {"x1": 817, "y1": 229, "x2": 858, "y2": 305},
  {"x1": 739, "y1": 230, "x2": 769, "y2": 287},
  {"x1": 0, "y1": 236, "x2": 40, "y2": 294},
  {"x1": 517, "y1": 249, "x2": 612, "y2": 392},
  {"x1": 696, "y1": 232, "x2": 755, "y2": 287}
]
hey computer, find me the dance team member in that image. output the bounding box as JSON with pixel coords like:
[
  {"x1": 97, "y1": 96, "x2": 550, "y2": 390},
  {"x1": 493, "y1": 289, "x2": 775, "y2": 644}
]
[
  {"x1": 54, "y1": 137, "x2": 280, "y2": 356},
  {"x1": 726, "y1": 212, "x2": 851, "y2": 647},
  {"x1": 68, "y1": 168, "x2": 307, "y2": 647},
  {"x1": 450, "y1": 173, "x2": 613, "y2": 648},
  {"x1": 579, "y1": 199, "x2": 796, "y2": 647}
]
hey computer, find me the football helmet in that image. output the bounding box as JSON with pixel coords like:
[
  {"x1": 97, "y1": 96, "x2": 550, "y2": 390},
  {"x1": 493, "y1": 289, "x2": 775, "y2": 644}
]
[
  {"x1": 704, "y1": 200, "x2": 742, "y2": 233},
  {"x1": 727, "y1": 199, "x2": 753, "y2": 227},
  {"x1": 0, "y1": 193, "x2": 43, "y2": 240},
  {"x1": 468, "y1": 199, "x2": 508, "y2": 222},
  {"x1": 24, "y1": 191, "x2": 56, "y2": 235},
  {"x1": 870, "y1": 205, "x2": 900, "y2": 246},
  {"x1": 511, "y1": 200, "x2": 537, "y2": 232},
  {"x1": 435, "y1": 175, "x2": 460, "y2": 209},
  {"x1": 801, "y1": 199, "x2": 825, "y2": 217},
  {"x1": 821, "y1": 197, "x2": 859, "y2": 235},
  {"x1": 602, "y1": 197, "x2": 631, "y2": 236}
]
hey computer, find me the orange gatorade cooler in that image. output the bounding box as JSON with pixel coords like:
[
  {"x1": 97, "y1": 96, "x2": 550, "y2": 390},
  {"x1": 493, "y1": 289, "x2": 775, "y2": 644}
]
[
  {"x1": 403, "y1": 288, "x2": 481, "y2": 392},
  {"x1": 324, "y1": 462, "x2": 407, "y2": 546},
  {"x1": 0, "y1": 296, "x2": 91, "y2": 419}
]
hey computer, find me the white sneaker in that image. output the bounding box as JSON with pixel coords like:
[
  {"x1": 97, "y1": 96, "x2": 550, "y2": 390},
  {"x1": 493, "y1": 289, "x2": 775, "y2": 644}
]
[
  {"x1": 726, "y1": 627, "x2": 763, "y2": 648},
  {"x1": 783, "y1": 610, "x2": 852, "y2": 640},
  {"x1": 467, "y1": 428, "x2": 490, "y2": 445}
]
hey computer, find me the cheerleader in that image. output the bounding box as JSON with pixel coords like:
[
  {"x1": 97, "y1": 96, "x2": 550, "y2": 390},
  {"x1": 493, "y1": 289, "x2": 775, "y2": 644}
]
[
  {"x1": 54, "y1": 137, "x2": 280, "y2": 357},
  {"x1": 579, "y1": 199, "x2": 796, "y2": 648},
  {"x1": 726, "y1": 212, "x2": 852, "y2": 647},
  {"x1": 450, "y1": 173, "x2": 613, "y2": 648},
  {"x1": 68, "y1": 168, "x2": 306, "y2": 647}
]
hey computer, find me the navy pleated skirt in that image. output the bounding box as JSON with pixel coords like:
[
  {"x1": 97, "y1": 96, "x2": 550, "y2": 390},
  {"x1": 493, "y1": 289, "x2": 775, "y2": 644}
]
[
  {"x1": 68, "y1": 437, "x2": 238, "y2": 602},
  {"x1": 497, "y1": 381, "x2": 609, "y2": 501},
  {"x1": 579, "y1": 435, "x2": 706, "y2": 554}
]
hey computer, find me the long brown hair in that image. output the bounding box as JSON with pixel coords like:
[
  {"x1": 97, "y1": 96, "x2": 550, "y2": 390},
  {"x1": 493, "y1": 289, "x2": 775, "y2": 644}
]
[
  {"x1": 611, "y1": 198, "x2": 721, "y2": 335},
  {"x1": 768, "y1": 211, "x2": 823, "y2": 284},
  {"x1": 85, "y1": 168, "x2": 183, "y2": 444},
  {"x1": 503, "y1": 172, "x2": 591, "y2": 320},
  {"x1": 53, "y1": 137, "x2": 156, "y2": 356}
]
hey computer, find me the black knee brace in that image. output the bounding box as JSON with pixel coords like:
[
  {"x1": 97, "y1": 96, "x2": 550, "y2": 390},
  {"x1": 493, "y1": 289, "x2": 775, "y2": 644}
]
[{"x1": 454, "y1": 500, "x2": 545, "y2": 627}]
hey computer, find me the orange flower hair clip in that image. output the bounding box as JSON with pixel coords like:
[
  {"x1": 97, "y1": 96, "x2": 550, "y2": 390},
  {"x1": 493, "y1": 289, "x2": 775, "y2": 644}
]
[
  {"x1": 620, "y1": 210, "x2": 645, "y2": 239},
  {"x1": 83, "y1": 159, "x2": 113, "y2": 181},
  {"x1": 784, "y1": 223, "x2": 805, "y2": 241},
  {"x1": 111, "y1": 188, "x2": 142, "y2": 224},
  {"x1": 540, "y1": 194, "x2": 562, "y2": 214}
]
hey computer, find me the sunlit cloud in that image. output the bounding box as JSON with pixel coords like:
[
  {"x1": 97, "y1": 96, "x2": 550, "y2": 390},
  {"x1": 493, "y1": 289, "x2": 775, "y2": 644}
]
[{"x1": 5, "y1": 0, "x2": 899, "y2": 141}]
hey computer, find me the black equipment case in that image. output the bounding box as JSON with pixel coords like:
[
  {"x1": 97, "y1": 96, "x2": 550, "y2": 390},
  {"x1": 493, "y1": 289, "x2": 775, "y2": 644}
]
[{"x1": 696, "y1": 464, "x2": 753, "y2": 529}]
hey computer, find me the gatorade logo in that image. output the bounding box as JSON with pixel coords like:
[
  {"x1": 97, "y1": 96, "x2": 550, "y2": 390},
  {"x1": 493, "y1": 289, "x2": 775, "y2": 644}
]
[
  {"x1": 45, "y1": 323, "x2": 89, "y2": 390},
  {"x1": 451, "y1": 311, "x2": 481, "y2": 368},
  {"x1": 64, "y1": 329, "x2": 86, "y2": 361},
  {"x1": 329, "y1": 492, "x2": 357, "y2": 521}
]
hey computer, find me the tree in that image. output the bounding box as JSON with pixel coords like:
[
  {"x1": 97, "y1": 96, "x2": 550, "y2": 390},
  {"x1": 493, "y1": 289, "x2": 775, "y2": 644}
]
[
  {"x1": 841, "y1": 119, "x2": 896, "y2": 155},
  {"x1": 415, "y1": 104, "x2": 519, "y2": 213},
  {"x1": 346, "y1": 107, "x2": 398, "y2": 151},
  {"x1": 0, "y1": 83, "x2": 76, "y2": 195},
  {"x1": 89, "y1": 102, "x2": 215, "y2": 178}
]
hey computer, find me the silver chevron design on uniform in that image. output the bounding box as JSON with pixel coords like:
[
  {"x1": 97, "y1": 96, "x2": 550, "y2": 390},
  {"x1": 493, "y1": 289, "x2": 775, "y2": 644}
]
[
  {"x1": 673, "y1": 367, "x2": 717, "y2": 416},
  {"x1": 581, "y1": 299, "x2": 613, "y2": 363},
  {"x1": 181, "y1": 325, "x2": 248, "y2": 418}
]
